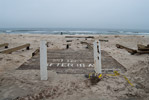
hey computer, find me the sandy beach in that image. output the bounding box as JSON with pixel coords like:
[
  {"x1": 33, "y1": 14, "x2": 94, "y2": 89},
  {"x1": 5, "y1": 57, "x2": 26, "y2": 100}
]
[{"x1": 0, "y1": 34, "x2": 149, "y2": 100}]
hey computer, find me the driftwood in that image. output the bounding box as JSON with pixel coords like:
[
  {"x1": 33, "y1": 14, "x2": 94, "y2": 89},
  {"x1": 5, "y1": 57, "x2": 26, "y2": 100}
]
[
  {"x1": 137, "y1": 51, "x2": 149, "y2": 54},
  {"x1": 0, "y1": 44, "x2": 30, "y2": 54},
  {"x1": 137, "y1": 44, "x2": 149, "y2": 51},
  {"x1": 116, "y1": 44, "x2": 137, "y2": 55},
  {"x1": 66, "y1": 40, "x2": 73, "y2": 42},
  {"x1": 63, "y1": 44, "x2": 71, "y2": 49},
  {"x1": 0, "y1": 43, "x2": 9, "y2": 48},
  {"x1": 99, "y1": 39, "x2": 109, "y2": 42},
  {"x1": 116, "y1": 44, "x2": 149, "y2": 55},
  {"x1": 32, "y1": 48, "x2": 40, "y2": 57},
  {"x1": 65, "y1": 36, "x2": 94, "y2": 38},
  {"x1": 81, "y1": 41, "x2": 93, "y2": 50},
  {"x1": 66, "y1": 44, "x2": 69, "y2": 49}
]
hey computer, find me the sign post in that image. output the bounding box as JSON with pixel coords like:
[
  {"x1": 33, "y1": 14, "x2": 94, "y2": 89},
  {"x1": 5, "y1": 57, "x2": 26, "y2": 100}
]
[
  {"x1": 40, "y1": 41, "x2": 48, "y2": 80},
  {"x1": 93, "y1": 40, "x2": 102, "y2": 73}
]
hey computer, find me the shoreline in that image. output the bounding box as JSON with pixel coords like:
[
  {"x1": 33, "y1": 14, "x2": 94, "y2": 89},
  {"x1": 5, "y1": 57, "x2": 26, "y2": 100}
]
[
  {"x1": 1, "y1": 33, "x2": 149, "y2": 36},
  {"x1": 1, "y1": 32, "x2": 149, "y2": 35}
]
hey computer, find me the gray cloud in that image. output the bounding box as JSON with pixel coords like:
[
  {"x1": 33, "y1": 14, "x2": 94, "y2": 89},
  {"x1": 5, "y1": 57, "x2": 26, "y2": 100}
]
[{"x1": 0, "y1": 0, "x2": 148, "y2": 29}]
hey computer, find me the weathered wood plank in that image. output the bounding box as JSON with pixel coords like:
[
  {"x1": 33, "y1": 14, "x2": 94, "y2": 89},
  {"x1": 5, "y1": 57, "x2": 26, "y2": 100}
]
[
  {"x1": 137, "y1": 51, "x2": 149, "y2": 54},
  {"x1": 56, "y1": 69, "x2": 120, "y2": 74},
  {"x1": 0, "y1": 43, "x2": 9, "y2": 48},
  {"x1": 99, "y1": 39, "x2": 109, "y2": 42},
  {"x1": 0, "y1": 43, "x2": 30, "y2": 54},
  {"x1": 18, "y1": 50, "x2": 127, "y2": 74},
  {"x1": 66, "y1": 40, "x2": 73, "y2": 42},
  {"x1": 137, "y1": 44, "x2": 149, "y2": 51},
  {"x1": 65, "y1": 36, "x2": 94, "y2": 38},
  {"x1": 116, "y1": 44, "x2": 137, "y2": 55},
  {"x1": 32, "y1": 48, "x2": 40, "y2": 57},
  {"x1": 80, "y1": 41, "x2": 93, "y2": 50}
]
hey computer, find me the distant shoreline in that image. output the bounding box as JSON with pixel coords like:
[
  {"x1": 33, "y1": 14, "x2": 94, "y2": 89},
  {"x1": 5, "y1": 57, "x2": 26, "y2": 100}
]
[
  {"x1": 0, "y1": 32, "x2": 149, "y2": 35},
  {"x1": 0, "y1": 28, "x2": 149, "y2": 35}
]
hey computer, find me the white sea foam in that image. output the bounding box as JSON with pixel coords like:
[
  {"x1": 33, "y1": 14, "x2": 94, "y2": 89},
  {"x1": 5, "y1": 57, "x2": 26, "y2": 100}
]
[{"x1": 0, "y1": 28, "x2": 149, "y2": 35}]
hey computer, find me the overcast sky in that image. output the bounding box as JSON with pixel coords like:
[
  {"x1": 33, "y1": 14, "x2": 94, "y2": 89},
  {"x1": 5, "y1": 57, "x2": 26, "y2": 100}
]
[{"x1": 0, "y1": 0, "x2": 148, "y2": 29}]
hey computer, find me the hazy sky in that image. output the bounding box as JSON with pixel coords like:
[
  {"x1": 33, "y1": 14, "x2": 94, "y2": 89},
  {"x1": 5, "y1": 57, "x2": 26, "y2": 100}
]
[{"x1": 0, "y1": 0, "x2": 148, "y2": 29}]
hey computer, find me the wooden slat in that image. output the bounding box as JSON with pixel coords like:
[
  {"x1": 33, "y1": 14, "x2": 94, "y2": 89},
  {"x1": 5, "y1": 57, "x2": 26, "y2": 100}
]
[
  {"x1": 137, "y1": 44, "x2": 149, "y2": 51},
  {"x1": 18, "y1": 50, "x2": 127, "y2": 73},
  {"x1": 116, "y1": 44, "x2": 137, "y2": 55},
  {"x1": 137, "y1": 51, "x2": 149, "y2": 54},
  {"x1": 0, "y1": 43, "x2": 9, "y2": 48},
  {"x1": 32, "y1": 48, "x2": 40, "y2": 57},
  {"x1": 66, "y1": 40, "x2": 73, "y2": 42},
  {"x1": 80, "y1": 41, "x2": 93, "y2": 50},
  {"x1": 0, "y1": 43, "x2": 30, "y2": 54},
  {"x1": 99, "y1": 39, "x2": 109, "y2": 42},
  {"x1": 65, "y1": 36, "x2": 94, "y2": 38}
]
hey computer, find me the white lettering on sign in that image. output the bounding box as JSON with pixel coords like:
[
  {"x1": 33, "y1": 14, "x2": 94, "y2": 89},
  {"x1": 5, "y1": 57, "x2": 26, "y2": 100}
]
[
  {"x1": 61, "y1": 63, "x2": 64, "y2": 67},
  {"x1": 48, "y1": 63, "x2": 94, "y2": 67},
  {"x1": 52, "y1": 59, "x2": 84, "y2": 63},
  {"x1": 70, "y1": 60, "x2": 76, "y2": 62},
  {"x1": 88, "y1": 64, "x2": 94, "y2": 67},
  {"x1": 61, "y1": 59, "x2": 63, "y2": 62},
  {"x1": 49, "y1": 63, "x2": 53, "y2": 67},
  {"x1": 67, "y1": 63, "x2": 70, "y2": 67},
  {"x1": 83, "y1": 64, "x2": 85, "y2": 67},
  {"x1": 80, "y1": 64, "x2": 82, "y2": 67},
  {"x1": 57, "y1": 63, "x2": 60, "y2": 67},
  {"x1": 70, "y1": 64, "x2": 73, "y2": 67}
]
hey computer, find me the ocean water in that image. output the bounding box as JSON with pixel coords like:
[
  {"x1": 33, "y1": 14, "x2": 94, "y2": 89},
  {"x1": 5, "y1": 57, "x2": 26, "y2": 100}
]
[{"x1": 0, "y1": 28, "x2": 149, "y2": 35}]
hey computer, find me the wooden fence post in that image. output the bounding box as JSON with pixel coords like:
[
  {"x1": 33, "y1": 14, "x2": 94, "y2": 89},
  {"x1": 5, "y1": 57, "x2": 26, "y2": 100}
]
[
  {"x1": 40, "y1": 41, "x2": 48, "y2": 80},
  {"x1": 93, "y1": 40, "x2": 102, "y2": 73}
]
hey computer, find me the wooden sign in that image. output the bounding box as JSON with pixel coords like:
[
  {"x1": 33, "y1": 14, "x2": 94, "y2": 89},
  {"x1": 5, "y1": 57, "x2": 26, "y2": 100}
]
[{"x1": 18, "y1": 49, "x2": 126, "y2": 74}]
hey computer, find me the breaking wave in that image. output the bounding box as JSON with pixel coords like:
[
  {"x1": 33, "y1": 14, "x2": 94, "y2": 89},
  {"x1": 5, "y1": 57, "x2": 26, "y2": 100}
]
[{"x1": 0, "y1": 28, "x2": 149, "y2": 35}]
